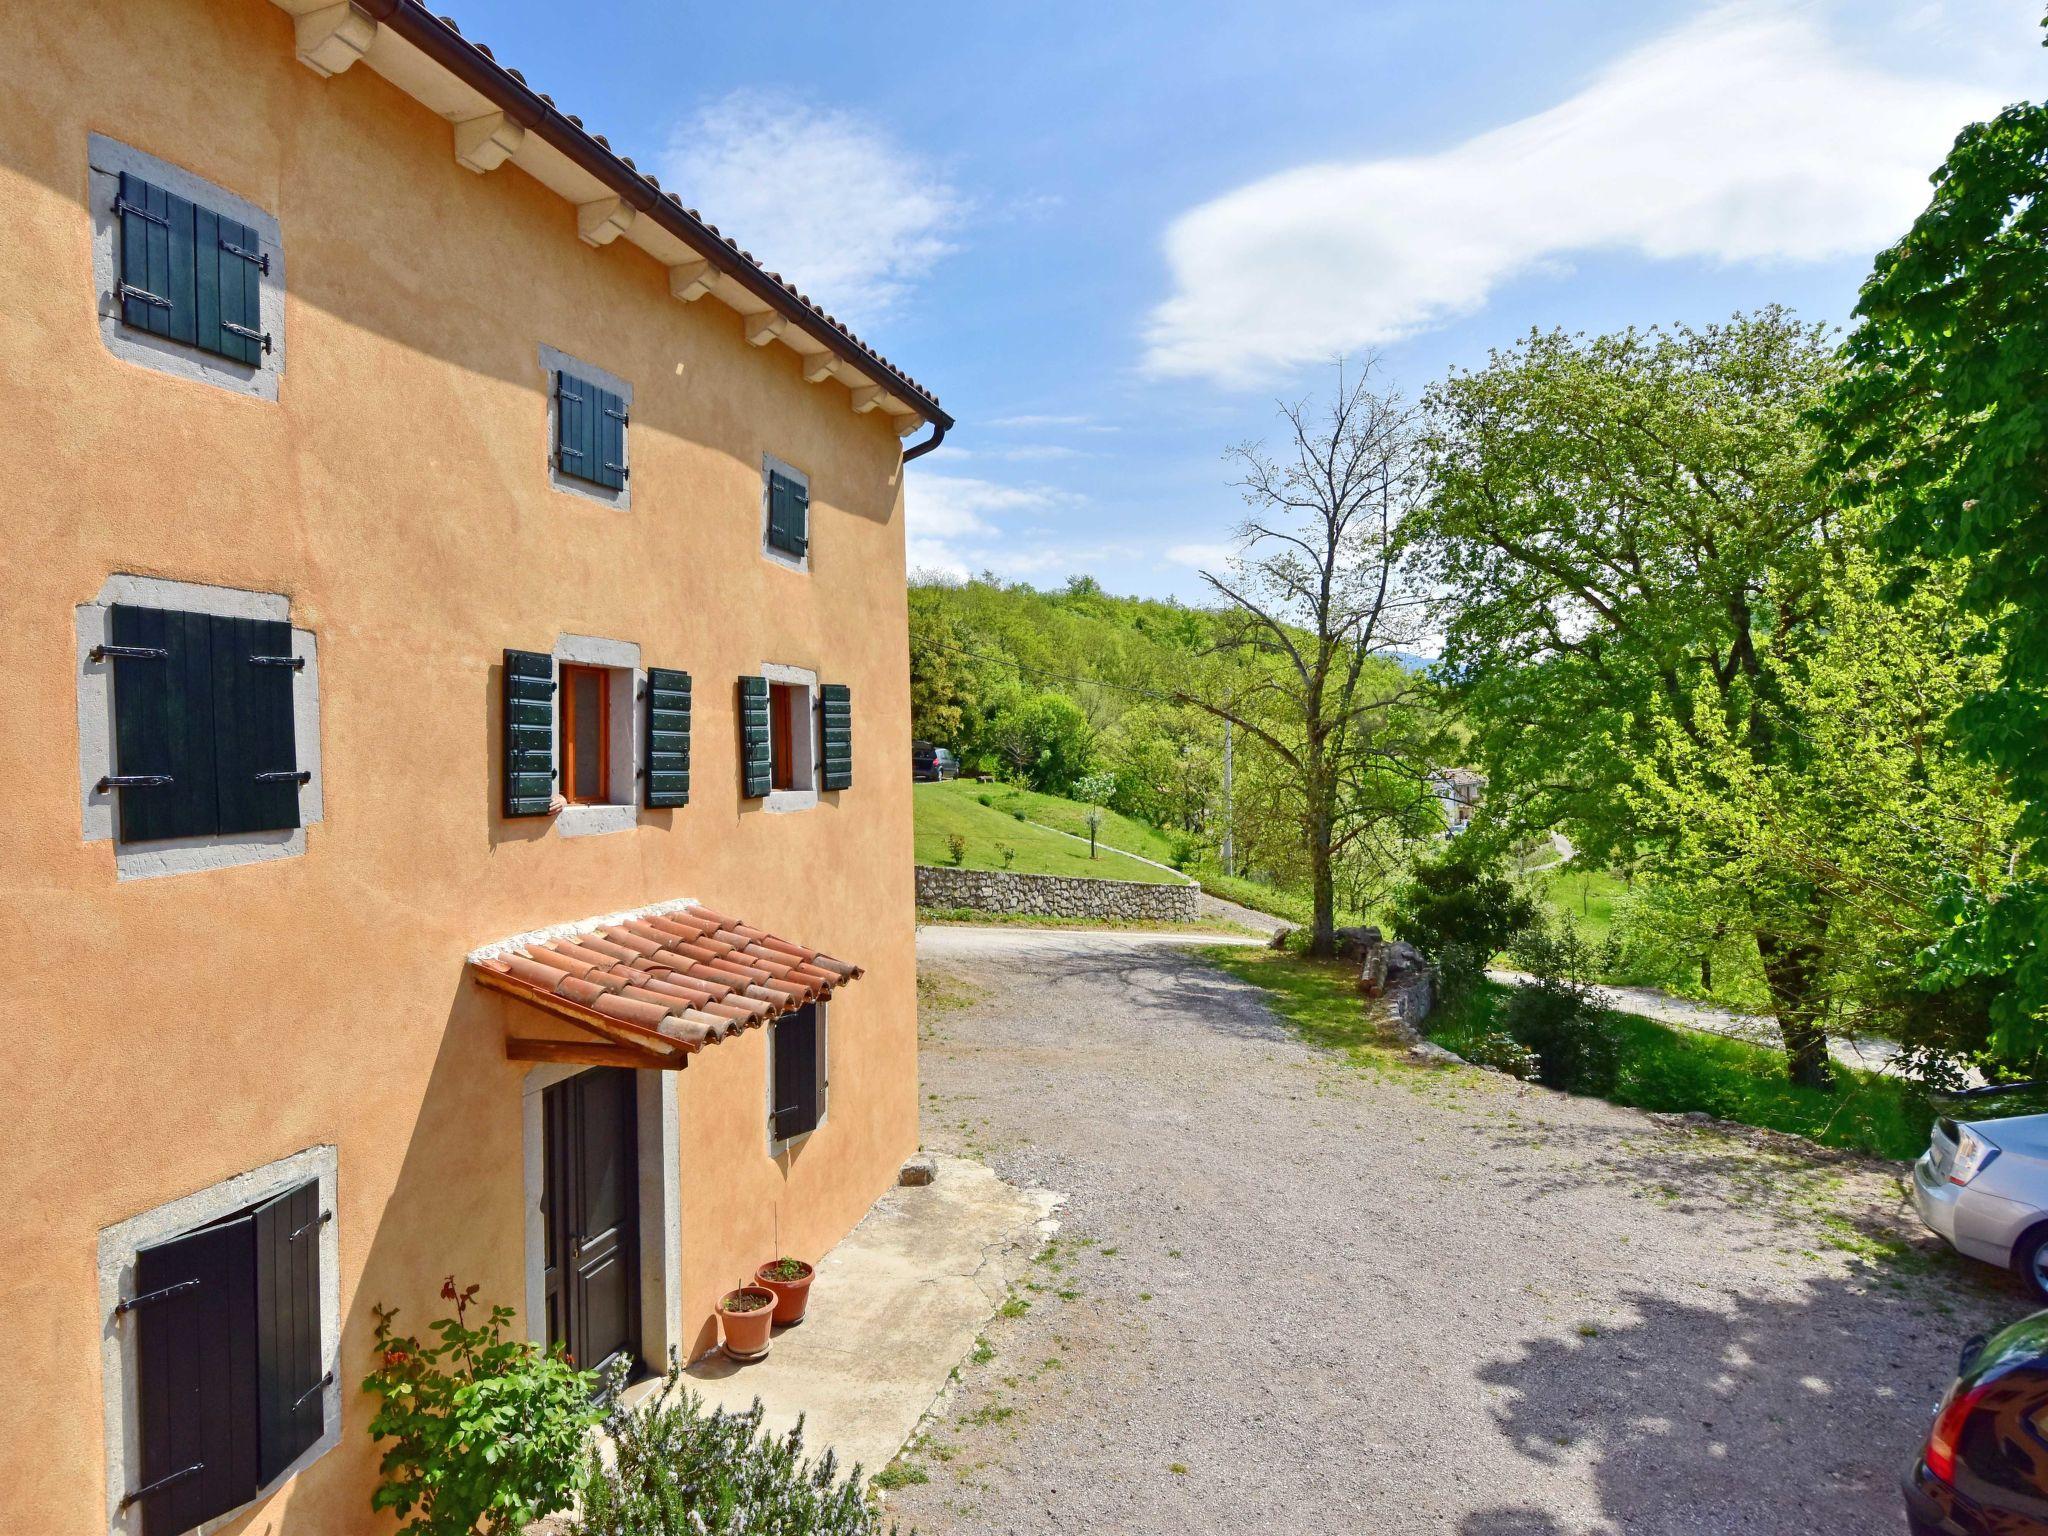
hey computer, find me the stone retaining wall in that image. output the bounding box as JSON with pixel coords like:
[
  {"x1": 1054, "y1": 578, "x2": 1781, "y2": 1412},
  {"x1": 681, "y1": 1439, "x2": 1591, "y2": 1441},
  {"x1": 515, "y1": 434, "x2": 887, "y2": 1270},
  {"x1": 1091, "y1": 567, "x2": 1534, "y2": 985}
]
[{"x1": 915, "y1": 864, "x2": 1199, "y2": 923}]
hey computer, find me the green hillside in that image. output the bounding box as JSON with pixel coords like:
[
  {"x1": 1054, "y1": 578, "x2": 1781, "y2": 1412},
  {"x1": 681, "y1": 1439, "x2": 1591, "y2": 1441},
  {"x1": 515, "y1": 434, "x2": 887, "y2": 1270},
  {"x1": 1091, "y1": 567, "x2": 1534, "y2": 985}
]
[
  {"x1": 913, "y1": 781, "x2": 1184, "y2": 885},
  {"x1": 933, "y1": 779, "x2": 1183, "y2": 865}
]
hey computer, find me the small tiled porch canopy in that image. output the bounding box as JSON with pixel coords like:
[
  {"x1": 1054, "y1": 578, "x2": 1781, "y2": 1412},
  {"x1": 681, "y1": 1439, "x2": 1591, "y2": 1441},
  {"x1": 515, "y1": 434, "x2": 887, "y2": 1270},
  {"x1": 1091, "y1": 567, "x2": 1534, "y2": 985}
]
[{"x1": 470, "y1": 901, "x2": 861, "y2": 1070}]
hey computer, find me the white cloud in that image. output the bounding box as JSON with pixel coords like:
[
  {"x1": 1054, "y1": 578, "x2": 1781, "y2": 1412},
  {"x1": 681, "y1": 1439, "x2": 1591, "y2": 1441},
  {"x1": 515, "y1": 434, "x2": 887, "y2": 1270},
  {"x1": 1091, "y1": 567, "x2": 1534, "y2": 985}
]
[
  {"x1": 986, "y1": 413, "x2": 1118, "y2": 432},
  {"x1": 1142, "y1": 1, "x2": 2017, "y2": 386},
  {"x1": 1167, "y1": 542, "x2": 1237, "y2": 570},
  {"x1": 904, "y1": 472, "x2": 1067, "y2": 578},
  {"x1": 661, "y1": 92, "x2": 961, "y2": 328}
]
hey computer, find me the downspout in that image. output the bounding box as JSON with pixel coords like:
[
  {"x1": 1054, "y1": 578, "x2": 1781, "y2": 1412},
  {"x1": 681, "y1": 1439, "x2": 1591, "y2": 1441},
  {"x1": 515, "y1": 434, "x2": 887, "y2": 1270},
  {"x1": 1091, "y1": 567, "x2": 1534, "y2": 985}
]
[{"x1": 901, "y1": 419, "x2": 948, "y2": 463}]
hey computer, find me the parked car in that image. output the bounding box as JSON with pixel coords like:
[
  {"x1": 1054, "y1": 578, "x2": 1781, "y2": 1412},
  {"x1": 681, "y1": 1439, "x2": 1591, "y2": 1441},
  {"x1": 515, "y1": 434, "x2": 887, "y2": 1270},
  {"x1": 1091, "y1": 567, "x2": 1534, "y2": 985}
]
[
  {"x1": 912, "y1": 741, "x2": 959, "y2": 782},
  {"x1": 1905, "y1": 1312, "x2": 2048, "y2": 1535},
  {"x1": 1911, "y1": 1083, "x2": 2048, "y2": 1300}
]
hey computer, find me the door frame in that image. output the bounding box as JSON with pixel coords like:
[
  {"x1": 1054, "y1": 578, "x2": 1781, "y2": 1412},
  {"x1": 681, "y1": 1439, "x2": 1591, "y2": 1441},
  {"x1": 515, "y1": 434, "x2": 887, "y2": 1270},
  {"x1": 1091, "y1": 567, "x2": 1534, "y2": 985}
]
[{"x1": 521, "y1": 1064, "x2": 680, "y2": 1368}]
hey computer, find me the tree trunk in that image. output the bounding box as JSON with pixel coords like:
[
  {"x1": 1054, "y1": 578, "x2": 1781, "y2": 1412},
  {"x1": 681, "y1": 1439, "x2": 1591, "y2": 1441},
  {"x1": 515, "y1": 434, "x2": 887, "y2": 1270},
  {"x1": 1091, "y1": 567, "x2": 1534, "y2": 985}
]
[
  {"x1": 1755, "y1": 930, "x2": 1832, "y2": 1089},
  {"x1": 1307, "y1": 790, "x2": 1337, "y2": 959}
]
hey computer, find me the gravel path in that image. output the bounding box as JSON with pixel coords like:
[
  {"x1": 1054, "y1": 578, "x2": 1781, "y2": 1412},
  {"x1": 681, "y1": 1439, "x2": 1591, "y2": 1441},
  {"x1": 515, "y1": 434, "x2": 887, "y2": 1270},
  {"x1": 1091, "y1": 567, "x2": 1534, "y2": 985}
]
[{"x1": 894, "y1": 927, "x2": 2019, "y2": 1536}]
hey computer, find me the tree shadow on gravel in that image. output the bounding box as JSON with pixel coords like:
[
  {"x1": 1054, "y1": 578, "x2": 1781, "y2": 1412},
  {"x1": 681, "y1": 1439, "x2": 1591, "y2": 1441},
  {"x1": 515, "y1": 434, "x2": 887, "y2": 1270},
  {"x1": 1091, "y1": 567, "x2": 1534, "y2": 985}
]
[
  {"x1": 1464, "y1": 1275, "x2": 1999, "y2": 1536},
  {"x1": 982, "y1": 942, "x2": 1307, "y2": 1047}
]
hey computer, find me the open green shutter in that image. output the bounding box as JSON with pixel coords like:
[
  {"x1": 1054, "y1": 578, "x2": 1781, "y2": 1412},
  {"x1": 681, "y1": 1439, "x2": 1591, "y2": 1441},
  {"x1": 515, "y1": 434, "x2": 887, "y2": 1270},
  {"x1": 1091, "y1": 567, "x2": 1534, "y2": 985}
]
[
  {"x1": 210, "y1": 211, "x2": 268, "y2": 365},
  {"x1": 738, "y1": 676, "x2": 771, "y2": 797},
  {"x1": 504, "y1": 649, "x2": 556, "y2": 816},
  {"x1": 253, "y1": 1180, "x2": 326, "y2": 1484},
  {"x1": 644, "y1": 668, "x2": 691, "y2": 808},
  {"x1": 211, "y1": 616, "x2": 303, "y2": 835},
  {"x1": 771, "y1": 1005, "x2": 821, "y2": 1139},
  {"x1": 109, "y1": 604, "x2": 220, "y2": 843},
  {"x1": 819, "y1": 683, "x2": 852, "y2": 790}
]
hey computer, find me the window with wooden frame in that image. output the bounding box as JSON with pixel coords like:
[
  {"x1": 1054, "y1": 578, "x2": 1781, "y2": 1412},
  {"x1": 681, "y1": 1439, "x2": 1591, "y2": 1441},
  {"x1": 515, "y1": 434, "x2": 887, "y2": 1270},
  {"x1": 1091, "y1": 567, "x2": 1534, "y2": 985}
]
[
  {"x1": 558, "y1": 665, "x2": 613, "y2": 805},
  {"x1": 769, "y1": 682, "x2": 804, "y2": 791}
]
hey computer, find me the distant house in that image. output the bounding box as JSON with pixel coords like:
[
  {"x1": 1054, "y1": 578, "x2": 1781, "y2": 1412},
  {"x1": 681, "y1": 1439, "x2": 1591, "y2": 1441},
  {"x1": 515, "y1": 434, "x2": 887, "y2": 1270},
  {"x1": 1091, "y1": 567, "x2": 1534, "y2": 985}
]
[
  {"x1": 1, "y1": 3, "x2": 952, "y2": 1533},
  {"x1": 1433, "y1": 767, "x2": 1486, "y2": 832}
]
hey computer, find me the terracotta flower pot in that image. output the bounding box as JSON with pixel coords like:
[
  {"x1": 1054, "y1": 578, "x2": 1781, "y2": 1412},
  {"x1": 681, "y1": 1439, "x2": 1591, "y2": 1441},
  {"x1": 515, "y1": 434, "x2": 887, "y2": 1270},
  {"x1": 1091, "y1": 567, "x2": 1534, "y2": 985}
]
[
  {"x1": 755, "y1": 1258, "x2": 815, "y2": 1326},
  {"x1": 718, "y1": 1287, "x2": 778, "y2": 1360}
]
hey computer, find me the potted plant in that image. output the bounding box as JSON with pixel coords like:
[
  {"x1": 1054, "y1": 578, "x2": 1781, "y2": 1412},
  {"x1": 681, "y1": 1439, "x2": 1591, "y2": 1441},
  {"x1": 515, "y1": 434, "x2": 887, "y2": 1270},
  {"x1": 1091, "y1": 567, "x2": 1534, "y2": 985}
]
[
  {"x1": 718, "y1": 1286, "x2": 777, "y2": 1361},
  {"x1": 755, "y1": 1257, "x2": 815, "y2": 1325}
]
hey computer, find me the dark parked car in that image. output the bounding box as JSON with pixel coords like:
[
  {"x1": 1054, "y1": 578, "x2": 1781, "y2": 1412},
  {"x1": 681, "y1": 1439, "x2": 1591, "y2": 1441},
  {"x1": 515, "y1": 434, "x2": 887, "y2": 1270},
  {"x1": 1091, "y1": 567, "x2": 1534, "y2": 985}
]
[
  {"x1": 1907, "y1": 1310, "x2": 2048, "y2": 1534},
  {"x1": 912, "y1": 742, "x2": 959, "y2": 782}
]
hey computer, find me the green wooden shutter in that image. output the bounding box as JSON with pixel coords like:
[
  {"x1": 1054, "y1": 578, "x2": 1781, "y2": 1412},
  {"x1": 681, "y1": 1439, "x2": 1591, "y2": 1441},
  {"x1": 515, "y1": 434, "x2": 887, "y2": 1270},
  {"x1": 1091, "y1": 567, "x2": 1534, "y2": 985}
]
[
  {"x1": 555, "y1": 371, "x2": 592, "y2": 483},
  {"x1": 767, "y1": 471, "x2": 808, "y2": 557},
  {"x1": 504, "y1": 649, "x2": 556, "y2": 816},
  {"x1": 109, "y1": 604, "x2": 220, "y2": 843},
  {"x1": 208, "y1": 211, "x2": 268, "y2": 365},
  {"x1": 738, "y1": 676, "x2": 771, "y2": 798},
  {"x1": 253, "y1": 1180, "x2": 326, "y2": 1484},
  {"x1": 819, "y1": 683, "x2": 852, "y2": 791},
  {"x1": 595, "y1": 383, "x2": 628, "y2": 491},
  {"x1": 211, "y1": 616, "x2": 303, "y2": 835},
  {"x1": 644, "y1": 668, "x2": 691, "y2": 808},
  {"x1": 771, "y1": 1005, "x2": 821, "y2": 1139},
  {"x1": 117, "y1": 172, "x2": 199, "y2": 347}
]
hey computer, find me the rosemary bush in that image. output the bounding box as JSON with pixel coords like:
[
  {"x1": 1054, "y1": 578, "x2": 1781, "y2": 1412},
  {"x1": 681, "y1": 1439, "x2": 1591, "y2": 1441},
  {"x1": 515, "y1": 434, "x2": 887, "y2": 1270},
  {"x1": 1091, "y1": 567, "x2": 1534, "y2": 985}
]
[{"x1": 582, "y1": 1354, "x2": 901, "y2": 1536}]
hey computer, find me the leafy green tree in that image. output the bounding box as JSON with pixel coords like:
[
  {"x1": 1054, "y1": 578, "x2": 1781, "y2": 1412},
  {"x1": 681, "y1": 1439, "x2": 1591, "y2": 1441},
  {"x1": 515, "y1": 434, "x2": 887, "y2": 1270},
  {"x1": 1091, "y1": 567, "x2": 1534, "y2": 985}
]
[
  {"x1": 984, "y1": 690, "x2": 1096, "y2": 794},
  {"x1": 1074, "y1": 770, "x2": 1118, "y2": 857},
  {"x1": 1814, "y1": 40, "x2": 2048, "y2": 1052},
  {"x1": 1411, "y1": 312, "x2": 1847, "y2": 1083}
]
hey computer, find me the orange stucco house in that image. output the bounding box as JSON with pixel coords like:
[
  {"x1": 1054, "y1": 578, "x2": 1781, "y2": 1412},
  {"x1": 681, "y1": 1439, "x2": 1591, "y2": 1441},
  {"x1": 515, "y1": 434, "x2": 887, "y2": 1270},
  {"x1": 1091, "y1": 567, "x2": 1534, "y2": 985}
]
[{"x1": 0, "y1": 2, "x2": 950, "y2": 1531}]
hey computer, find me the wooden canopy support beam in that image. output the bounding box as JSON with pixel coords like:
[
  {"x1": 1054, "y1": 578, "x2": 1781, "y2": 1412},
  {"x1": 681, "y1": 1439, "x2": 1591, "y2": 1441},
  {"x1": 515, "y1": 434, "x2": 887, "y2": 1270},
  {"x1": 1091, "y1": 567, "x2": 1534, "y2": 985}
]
[
  {"x1": 455, "y1": 111, "x2": 524, "y2": 174},
  {"x1": 507, "y1": 1037, "x2": 684, "y2": 1071},
  {"x1": 472, "y1": 969, "x2": 688, "y2": 1060}
]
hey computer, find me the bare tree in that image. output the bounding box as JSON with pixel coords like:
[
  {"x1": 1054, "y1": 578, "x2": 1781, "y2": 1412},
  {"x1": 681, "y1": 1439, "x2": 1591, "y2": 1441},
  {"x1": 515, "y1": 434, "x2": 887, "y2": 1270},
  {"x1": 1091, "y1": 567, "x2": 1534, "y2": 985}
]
[{"x1": 1176, "y1": 359, "x2": 1440, "y2": 957}]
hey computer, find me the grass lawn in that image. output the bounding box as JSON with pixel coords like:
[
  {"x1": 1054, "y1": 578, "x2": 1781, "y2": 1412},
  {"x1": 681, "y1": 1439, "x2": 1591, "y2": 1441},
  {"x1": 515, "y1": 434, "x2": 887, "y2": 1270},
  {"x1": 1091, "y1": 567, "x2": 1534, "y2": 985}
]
[
  {"x1": 1196, "y1": 872, "x2": 1374, "y2": 930},
  {"x1": 1428, "y1": 981, "x2": 1932, "y2": 1161},
  {"x1": 1531, "y1": 866, "x2": 1772, "y2": 1012},
  {"x1": 912, "y1": 782, "x2": 1183, "y2": 884},
  {"x1": 923, "y1": 779, "x2": 1184, "y2": 865},
  {"x1": 1203, "y1": 948, "x2": 1933, "y2": 1162}
]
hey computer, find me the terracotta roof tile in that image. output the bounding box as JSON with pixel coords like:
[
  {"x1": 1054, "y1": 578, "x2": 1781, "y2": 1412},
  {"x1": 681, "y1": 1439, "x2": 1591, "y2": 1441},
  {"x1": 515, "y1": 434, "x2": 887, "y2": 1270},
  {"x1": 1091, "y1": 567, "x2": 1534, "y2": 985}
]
[{"x1": 472, "y1": 900, "x2": 861, "y2": 1061}]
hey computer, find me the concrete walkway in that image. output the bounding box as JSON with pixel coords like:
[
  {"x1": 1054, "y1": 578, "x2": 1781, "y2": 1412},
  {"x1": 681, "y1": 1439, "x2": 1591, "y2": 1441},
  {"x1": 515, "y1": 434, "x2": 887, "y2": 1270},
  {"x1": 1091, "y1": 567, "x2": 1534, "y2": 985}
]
[
  {"x1": 1487, "y1": 967, "x2": 1911, "y2": 1076},
  {"x1": 683, "y1": 1154, "x2": 1059, "y2": 1479}
]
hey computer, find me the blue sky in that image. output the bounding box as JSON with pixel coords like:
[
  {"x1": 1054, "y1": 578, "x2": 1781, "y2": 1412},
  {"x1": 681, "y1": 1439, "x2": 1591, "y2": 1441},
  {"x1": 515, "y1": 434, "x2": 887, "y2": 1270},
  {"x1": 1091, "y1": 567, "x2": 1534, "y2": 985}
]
[{"x1": 472, "y1": 0, "x2": 2039, "y2": 600}]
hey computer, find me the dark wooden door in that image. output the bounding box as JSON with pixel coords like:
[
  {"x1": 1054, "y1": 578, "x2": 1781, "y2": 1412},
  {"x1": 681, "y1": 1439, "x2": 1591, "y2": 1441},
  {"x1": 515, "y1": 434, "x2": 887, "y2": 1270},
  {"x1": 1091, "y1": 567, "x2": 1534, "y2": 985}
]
[{"x1": 541, "y1": 1068, "x2": 641, "y2": 1378}]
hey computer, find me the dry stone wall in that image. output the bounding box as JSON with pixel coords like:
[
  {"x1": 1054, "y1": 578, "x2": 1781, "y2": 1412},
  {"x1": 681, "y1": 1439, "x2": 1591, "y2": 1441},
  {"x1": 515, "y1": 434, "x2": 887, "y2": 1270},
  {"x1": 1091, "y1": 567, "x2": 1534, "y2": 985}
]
[{"x1": 915, "y1": 864, "x2": 1199, "y2": 923}]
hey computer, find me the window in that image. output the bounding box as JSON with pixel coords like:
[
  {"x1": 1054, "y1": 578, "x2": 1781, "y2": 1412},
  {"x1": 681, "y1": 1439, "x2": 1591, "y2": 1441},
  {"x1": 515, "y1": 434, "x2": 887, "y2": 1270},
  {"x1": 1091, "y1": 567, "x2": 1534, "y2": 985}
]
[
  {"x1": 559, "y1": 665, "x2": 612, "y2": 804},
  {"x1": 762, "y1": 456, "x2": 810, "y2": 568},
  {"x1": 769, "y1": 681, "x2": 806, "y2": 791},
  {"x1": 98, "y1": 1148, "x2": 339, "y2": 1536},
  {"x1": 738, "y1": 668, "x2": 849, "y2": 807},
  {"x1": 100, "y1": 605, "x2": 308, "y2": 844},
  {"x1": 542, "y1": 346, "x2": 632, "y2": 506},
  {"x1": 89, "y1": 135, "x2": 282, "y2": 400},
  {"x1": 769, "y1": 1004, "x2": 826, "y2": 1144}
]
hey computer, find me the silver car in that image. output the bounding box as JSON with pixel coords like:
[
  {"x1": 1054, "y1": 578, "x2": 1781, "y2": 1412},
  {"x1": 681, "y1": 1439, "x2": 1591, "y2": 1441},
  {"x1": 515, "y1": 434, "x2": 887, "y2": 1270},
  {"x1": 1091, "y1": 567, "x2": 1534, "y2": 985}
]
[{"x1": 1912, "y1": 1085, "x2": 2048, "y2": 1299}]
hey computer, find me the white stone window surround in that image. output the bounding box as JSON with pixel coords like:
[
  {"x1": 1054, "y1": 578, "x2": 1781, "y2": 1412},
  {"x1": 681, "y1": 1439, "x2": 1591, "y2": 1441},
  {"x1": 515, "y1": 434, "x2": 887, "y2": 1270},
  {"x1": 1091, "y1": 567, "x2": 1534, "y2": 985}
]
[
  {"x1": 550, "y1": 633, "x2": 641, "y2": 839},
  {"x1": 76, "y1": 575, "x2": 325, "y2": 882},
  {"x1": 766, "y1": 1000, "x2": 830, "y2": 1157},
  {"x1": 760, "y1": 453, "x2": 809, "y2": 573},
  {"x1": 520, "y1": 1062, "x2": 683, "y2": 1371},
  {"x1": 541, "y1": 343, "x2": 632, "y2": 510},
  {"x1": 97, "y1": 1144, "x2": 341, "y2": 1536},
  {"x1": 760, "y1": 661, "x2": 819, "y2": 815},
  {"x1": 87, "y1": 133, "x2": 285, "y2": 403}
]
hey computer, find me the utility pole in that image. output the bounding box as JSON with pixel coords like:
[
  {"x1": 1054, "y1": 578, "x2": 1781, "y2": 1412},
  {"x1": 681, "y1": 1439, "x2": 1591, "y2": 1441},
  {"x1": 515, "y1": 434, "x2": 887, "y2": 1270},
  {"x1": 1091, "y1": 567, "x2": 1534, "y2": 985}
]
[{"x1": 1220, "y1": 719, "x2": 1234, "y2": 875}]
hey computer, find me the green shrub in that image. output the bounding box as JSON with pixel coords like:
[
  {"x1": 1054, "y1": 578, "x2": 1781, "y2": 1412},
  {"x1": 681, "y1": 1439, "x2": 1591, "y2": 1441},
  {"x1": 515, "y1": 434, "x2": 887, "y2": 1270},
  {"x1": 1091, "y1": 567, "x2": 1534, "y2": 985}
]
[
  {"x1": 362, "y1": 1279, "x2": 598, "y2": 1536},
  {"x1": 1503, "y1": 977, "x2": 1621, "y2": 1094},
  {"x1": 1168, "y1": 833, "x2": 1203, "y2": 871},
  {"x1": 977, "y1": 793, "x2": 994, "y2": 807},
  {"x1": 581, "y1": 1355, "x2": 899, "y2": 1535},
  {"x1": 946, "y1": 833, "x2": 967, "y2": 867},
  {"x1": 998, "y1": 843, "x2": 1016, "y2": 869},
  {"x1": 1389, "y1": 841, "x2": 1538, "y2": 971},
  {"x1": 1464, "y1": 1029, "x2": 1540, "y2": 1079}
]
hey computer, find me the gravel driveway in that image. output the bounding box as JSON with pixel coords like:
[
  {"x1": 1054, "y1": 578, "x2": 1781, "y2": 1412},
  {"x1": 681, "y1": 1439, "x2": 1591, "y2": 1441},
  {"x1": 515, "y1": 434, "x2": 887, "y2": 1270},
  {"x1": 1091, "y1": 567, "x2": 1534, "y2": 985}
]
[{"x1": 892, "y1": 925, "x2": 2019, "y2": 1536}]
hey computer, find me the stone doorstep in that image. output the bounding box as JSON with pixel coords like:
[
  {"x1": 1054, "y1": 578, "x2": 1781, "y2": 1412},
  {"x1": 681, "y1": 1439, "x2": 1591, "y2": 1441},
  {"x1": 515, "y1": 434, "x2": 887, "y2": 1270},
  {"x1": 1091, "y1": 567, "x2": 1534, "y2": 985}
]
[{"x1": 678, "y1": 1153, "x2": 1062, "y2": 1482}]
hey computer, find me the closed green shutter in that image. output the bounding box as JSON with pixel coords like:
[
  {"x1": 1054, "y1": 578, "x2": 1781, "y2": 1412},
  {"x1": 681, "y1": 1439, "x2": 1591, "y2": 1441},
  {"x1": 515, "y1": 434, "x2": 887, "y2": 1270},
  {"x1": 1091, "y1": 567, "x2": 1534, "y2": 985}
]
[
  {"x1": 504, "y1": 649, "x2": 556, "y2": 816},
  {"x1": 109, "y1": 604, "x2": 221, "y2": 843},
  {"x1": 771, "y1": 1005, "x2": 821, "y2": 1139},
  {"x1": 211, "y1": 616, "x2": 303, "y2": 835},
  {"x1": 767, "y1": 470, "x2": 808, "y2": 557},
  {"x1": 819, "y1": 683, "x2": 852, "y2": 791},
  {"x1": 117, "y1": 172, "x2": 269, "y2": 364},
  {"x1": 738, "y1": 676, "x2": 772, "y2": 798},
  {"x1": 253, "y1": 1180, "x2": 327, "y2": 1484},
  {"x1": 644, "y1": 668, "x2": 691, "y2": 808},
  {"x1": 556, "y1": 372, "x2": 627, "y2": 490}
]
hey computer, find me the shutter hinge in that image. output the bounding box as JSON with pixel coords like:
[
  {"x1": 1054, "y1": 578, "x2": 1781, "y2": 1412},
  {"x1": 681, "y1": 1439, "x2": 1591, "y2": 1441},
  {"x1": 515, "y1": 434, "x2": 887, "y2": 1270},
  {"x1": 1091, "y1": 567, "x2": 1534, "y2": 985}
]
[
  {"x1": 122, "y1": 1463, "x2": 204, "y2": 1508},
  {"x1": 118, "y1": 282, "x2": 172, "y2": 311},
  {"x1": 113, "y1": 196, "x2": 169, "y2": 228},
  {"x1": 116, "y1": 1277, "x2": 201, "y2": 1314},
  {"x1": 605, "y1": 462, "x2": 629, "y2": 481},
  {"x1": 557, "y1": 447, "x2": 584, "y2": 463},
  {"x1": 289, "y1": 1209, "x2": 333, "y2": 1243},
  {"x1": 604, "y1": 406, "x2": 629, "y2": 423},
  {"x1": 254, "y1": 769, "x2": 312, "y2": 785},
  {"x1": 292, "y1": 1371, "x2": 335, "y2": 1412},
  {"x1": 221, "y1": 321, "x2": 273, "y2": 354},
  {"x1": 219, "y1": 238, "x2": 270, "y2": 275},
  {"x1": 89, "y1": 643, "x2": 168, "y2": 663},
  {"x1": 97, "y1": 774, "x2": 173, "y2": 793},
  {"x1": 558, "y1": 386, "x2": 584, "y2": 403},
  {"x1": 249, "y1": 653, "x2": 305, "y2": 670}
]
